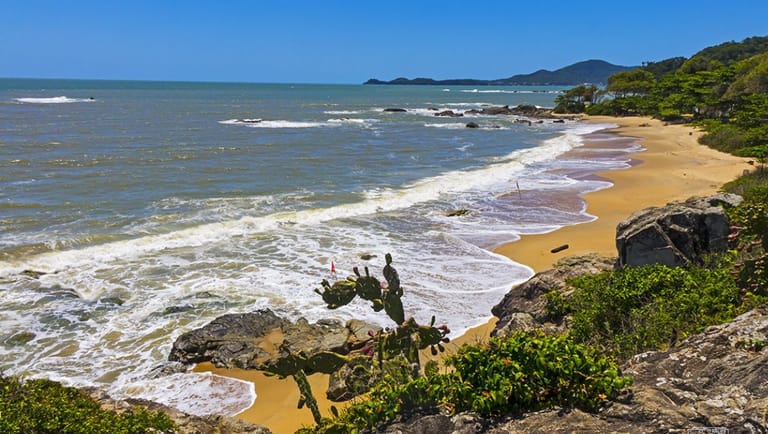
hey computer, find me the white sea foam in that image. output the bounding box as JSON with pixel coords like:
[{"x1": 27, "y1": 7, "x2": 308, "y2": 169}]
[
  {"x1": 219, "y1": 119, "x2": 335, "y2": 128},
  {"x1": 15, "y1": 96, "x2": 95, "y2": 103},
  {"x1": 327, "y1": 118, "x2": 379, "y2": 126},
  {"x1": 424, "y1": 122, "x2": 469, "y2": 129},
  {"x1": 459, "y1": 89, "x2": 563, "y2": 95},
  {"x1": 116, "y1": 372, "x2": 255, "y2": 417},
  {"x1": 324, "y1": 110, "x2": 362, "y2": 115}
]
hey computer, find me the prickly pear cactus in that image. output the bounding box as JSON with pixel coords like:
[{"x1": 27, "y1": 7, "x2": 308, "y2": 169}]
[
  {"x1": 314, "y1": 278, "x2": 356, "y2": 309},
  {"x1": 267, "y1": 253, "x2": 453, "y2": 427}
]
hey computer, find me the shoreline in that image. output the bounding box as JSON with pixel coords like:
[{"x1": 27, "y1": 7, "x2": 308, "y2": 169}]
[
  {"x1": 495, "y1": 115, "x2": 750, "y2": 272},
  {"x1": 200, "y1": 116, "x2": 750, "y2": 434}
]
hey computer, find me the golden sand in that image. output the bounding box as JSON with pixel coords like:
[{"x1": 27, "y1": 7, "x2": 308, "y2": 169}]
[
  {"x1": 495, "y1": 116, "x2": 750, "y2": 272},
  {"x1": 200, "y1": 116, "x2": 750, "y2": 434}
]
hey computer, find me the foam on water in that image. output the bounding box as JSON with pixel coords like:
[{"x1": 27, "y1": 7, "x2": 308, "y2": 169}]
[
  {"x1": 116, "y1": 372, "x2": 256, "y2": 416},
  {"x1": 219, "y1": 119, "x2": 335, "y2": 128},
  {"x1": 14, "y1": 96, "x2": 95, "y2": 103}
]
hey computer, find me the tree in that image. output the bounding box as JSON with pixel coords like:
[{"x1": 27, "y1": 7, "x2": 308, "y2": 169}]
[
  {"x1": 553, "y1": 84, "x2": 603, "y2": 113},
  {"x1": 606, "y1": 69, "x2": 656, "y2": 97}
]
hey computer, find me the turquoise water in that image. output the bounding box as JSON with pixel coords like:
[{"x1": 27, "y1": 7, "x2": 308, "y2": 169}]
[{"x1": 0, "y1": 79, "x2": 637, "y2": 415}]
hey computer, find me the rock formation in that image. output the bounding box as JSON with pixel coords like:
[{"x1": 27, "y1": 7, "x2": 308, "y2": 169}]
[
  {"x1": 616, "y1": 194, "x2": 742, "y2": 267},
  {"x1": 491, "y1": 254, "x2": 615, "y2": 338},
  {"x1": 377, "y1": 307, "x2": 768, "y2": 434},
  {"x1": 168, "y1": 309, "x2": 377, "y2": 370}
]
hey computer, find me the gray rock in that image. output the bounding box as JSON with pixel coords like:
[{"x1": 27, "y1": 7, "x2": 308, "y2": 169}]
[
  {"x1": 602, "y1": 306, "x2": 768, "y2": 432},
  {"x1": 168, "y1": 309, "x2": 287, "y2": 368},
  {"x1": 168, "y1": 309, "x2": 355, "y2": 370},
  {"x1": 379, "y1": 412, "x2": 486, "y2": 434},
  {"x1": 435, "y1": 110, "x2": 463, "y2": 117},
  {"x1": 491, "y1": 254, "x2": 615, "y2": 336},
  {"x1": 616, "y1": 194, "x2": 742, "y2": 267}
]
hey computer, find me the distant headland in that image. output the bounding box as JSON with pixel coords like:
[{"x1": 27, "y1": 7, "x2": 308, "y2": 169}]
[{"x1": 364, "y1": 59, "x2": 636, "y2": 86}]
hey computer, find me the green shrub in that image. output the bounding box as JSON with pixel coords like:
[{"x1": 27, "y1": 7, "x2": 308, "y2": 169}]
[
  {"x1": 728, "y1": 201, "x2": 768, "y2": 296},
  {"x1": 443, "y1": 332, "x2": 631, "y2": 416},
  {"x1": 0, "y1": 374, "x2": 175, "y2": 434},
  {"x1": 304, "y1": 333, "x2": 631, "y2": 433},
  {"x1": 559, "y1": 264, "x2": 743, "y2": 360}
]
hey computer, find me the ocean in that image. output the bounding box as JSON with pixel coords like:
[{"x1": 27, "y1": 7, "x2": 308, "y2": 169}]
[{"x1": 0, "y1": 78, "x2": 639, "y2": 415}]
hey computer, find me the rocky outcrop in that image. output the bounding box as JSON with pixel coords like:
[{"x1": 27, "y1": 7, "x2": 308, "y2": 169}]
[
  {"x1": 434, "y1": 110, "x2": 463, "y2": 117},
  {"x1": 616, "y1": 194, "x2": 742, "y2": 267},
  {"x1": 464, "y1": 104, "x2": 560, "y2": 119},
  {"x1": 168, "y1": 309, "x2": 378, "y2": 370},
  {"x1": 378, "y1": 307, "x2": 768, "y2": 433},
  {"x1": 602, "y1": 305, "x2": 768, "y2": 432},
  {"x1": 491, "y1": 254, "x2": 616, "y2": 338}
]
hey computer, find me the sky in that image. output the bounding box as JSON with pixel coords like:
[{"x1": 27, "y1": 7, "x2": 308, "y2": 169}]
[{"x1": 1, "y1": 0, "x2": 767, "y2": 84}]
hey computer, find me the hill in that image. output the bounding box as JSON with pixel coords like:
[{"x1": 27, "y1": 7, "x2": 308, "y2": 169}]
[{"x1": 364, "y1": 60, "x2": 636, "y2": 86}]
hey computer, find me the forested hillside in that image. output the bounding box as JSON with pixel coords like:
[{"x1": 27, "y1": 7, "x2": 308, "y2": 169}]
[{"x1": 555, "y1": 35, "x2": 768, "y2": 160}]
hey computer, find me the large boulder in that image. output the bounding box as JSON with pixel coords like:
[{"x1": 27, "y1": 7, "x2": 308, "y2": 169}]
[
  {"x1": 616, "y1": 194, "x2": 742, "y2": 267},
  {"x1": 602, "y1": 305, "x2": 768, "y2": 432},
  {"x1": 168, "y1": 309, "x2": 375, "y2": 370}
]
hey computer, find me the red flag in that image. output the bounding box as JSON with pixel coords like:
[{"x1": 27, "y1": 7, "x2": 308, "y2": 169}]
[{"x1": 331, "y1": 261, "x2": 336, "y2": 273}]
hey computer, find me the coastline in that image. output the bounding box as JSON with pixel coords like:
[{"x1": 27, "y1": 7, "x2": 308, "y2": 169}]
[
  {"x1": 495, "y1": 115, "x2": 751, "y2": 272},
  {"x1": 201, "y1": 116, "x2": 750, "y2": 434}
]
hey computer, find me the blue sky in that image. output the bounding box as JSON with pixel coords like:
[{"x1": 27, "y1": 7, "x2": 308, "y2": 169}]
[{"x1": 1, "y1": 0, "x2": 766, "y2": 83}]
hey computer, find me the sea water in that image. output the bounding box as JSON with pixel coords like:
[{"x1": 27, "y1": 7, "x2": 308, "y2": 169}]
[{"x1": 0, "y1": 79, "x2": 640, "y2": 415}]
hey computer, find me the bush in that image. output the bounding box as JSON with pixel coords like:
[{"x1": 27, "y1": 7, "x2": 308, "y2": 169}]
[
  {"x1": 728, "y1": 201, "x2": 768, "y2": 296},
  {"x1": 305, "y1": 333, "x2": 632, "y2": 433},
  {"x1": 443, "y1": 332, "x2": 631, "y2": 416},
  {"x1": 0, "y1": 374, "x2": 175, "y2": 434},
  {"x1": 558, "y1": 264, "x2": 743, "y2": 360}
]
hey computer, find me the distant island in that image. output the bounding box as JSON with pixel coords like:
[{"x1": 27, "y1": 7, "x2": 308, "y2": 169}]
[{"x1": 364, "y1": 59, "x2": 636, "y2": 86}]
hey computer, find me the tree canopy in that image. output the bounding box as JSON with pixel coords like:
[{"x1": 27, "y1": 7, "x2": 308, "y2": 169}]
[{"x1": 555, "y1": 35, "x2": 768, "y2": 159}]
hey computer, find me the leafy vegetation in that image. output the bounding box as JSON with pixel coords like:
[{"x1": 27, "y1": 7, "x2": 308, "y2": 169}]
[
  {"x1": 555, "y1": 35, "x2": 768, "y2": 161},
  {"x1": 724, "y1": 170, "x2": 768, "y2": 298},
  {"x1": 550, "y1": 263, "x2": 744, "y2": 361},
  {"x1": 302, "y1": 332, "x2": 631, "y2": 433},
  {"x1": 0, "y1": 373, "x2": 175, "y2": 434}
]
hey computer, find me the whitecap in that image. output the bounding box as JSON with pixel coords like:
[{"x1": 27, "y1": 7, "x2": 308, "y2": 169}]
[
  {"x1": 219, "y1": 119, "x2": 336, "y2": 128},
  {"x1": 323, "y1": 110, "x2": 362, "y2": 115},
  {"x1": 15, "y1": 96, "x2": 95, "y2": 104},
  {"x1": 114, "y1": 372, "x2": 255, "y2": 417}
]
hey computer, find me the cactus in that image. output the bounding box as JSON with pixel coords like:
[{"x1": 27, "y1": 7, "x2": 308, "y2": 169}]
[
  {"x1": 294, "y1": 369, "x2": 321, "y2": 424},
  {"x1": 262, "y1": 351, "x2": 348, "y2": 425},
  {"x1": 314, "y1": 278, "x2": 356, "y2": 309},
  {"x1": 265, "y1": 253, "x2": 451, "y2": 427}
]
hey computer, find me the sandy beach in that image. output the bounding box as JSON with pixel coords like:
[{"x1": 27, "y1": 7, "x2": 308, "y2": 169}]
[
  {"x1": 496, "y1": 116, "x2": 750, "y2": 272},
  {"x1": 202, "y1": 116, "x2": 750, "y2": 434}
]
